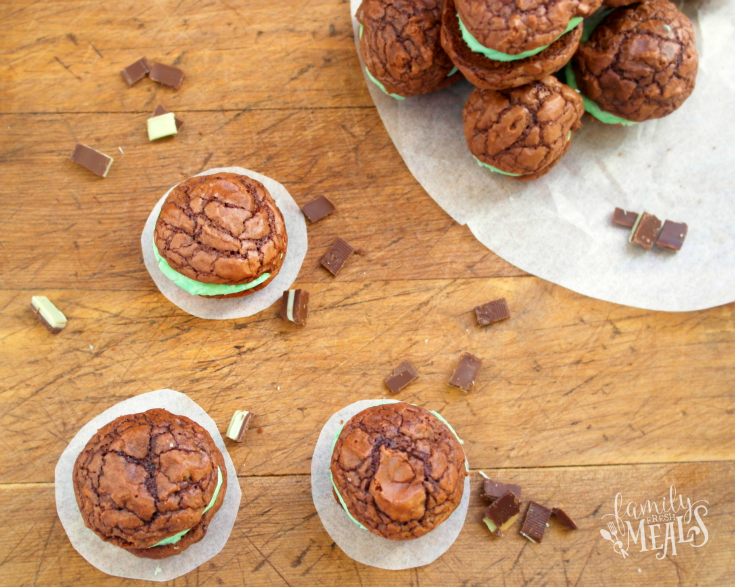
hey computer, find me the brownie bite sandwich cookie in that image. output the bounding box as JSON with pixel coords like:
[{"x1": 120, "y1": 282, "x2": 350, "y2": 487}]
[
  {"x1": 442, "y1": 0, "x2": 598, "y2": 89},
  {"x1": 142, "y1": 167, "x2": 308, "y2": 319},
  {"x1": 567, "y1": 2, "x2": 698, "y2": 124},
  {"x1": 312, "y1": 399, "x2": 470, "y2": 569},
  {"x1": 56, "y1": 389, "x2": 241, "y2": 581},
  {"x1": 357, "y1": 0, "x2": 462, "y2": 99},
  {"x1": 154, "y1": 172, "x2": 287, "y2": 298},
  {"x1": 73, "y1": 409, "x2": 227, "y2": 559},
  {"x1": 463, "y1": 76, "x2": 584, "y2": 180}
]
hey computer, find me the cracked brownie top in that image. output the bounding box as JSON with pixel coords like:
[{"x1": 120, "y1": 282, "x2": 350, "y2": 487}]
[
  {"x1": 154, "y1": 172, "x2": 287, "y2": 287},
  {"x1": 463, "y1": 76, "x2": 583, "y2": 178},
  {"x1": 357, "y1": 0, "x2": 460, "y2": 98},
  {"x1": 456, "y1": 0, "x2": 602, "y2": 54},
  {"x1": 72, "y1": 409, "x2": 227, "y2": 558},
  {"x1": 572, "y1": 1, "x2": 698, "y2": 122},
  {"x1": 330, "y1": 402, "x2": 466, "y2": 540}
]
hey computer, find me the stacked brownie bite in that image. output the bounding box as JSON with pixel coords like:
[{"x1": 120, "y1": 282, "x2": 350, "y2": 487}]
[{"x1": 356, "y1": 0, "x2": 700, "y2": 181}]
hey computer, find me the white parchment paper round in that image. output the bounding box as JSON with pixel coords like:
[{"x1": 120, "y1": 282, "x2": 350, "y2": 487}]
[
  {"x1": 141, "y1": 167, "x2": 308, "y2": 319},
  {"x1": 350, "y1": 0, "x2": 735, "y2": 312},
  {"x1": 55, "y1": 389, "x2": 241, "y2": 582},
  {"x1": 311, "y1": 399, "x2": 470, "y2": 570}
]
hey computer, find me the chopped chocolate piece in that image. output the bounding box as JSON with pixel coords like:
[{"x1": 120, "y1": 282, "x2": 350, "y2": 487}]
[
  {"x1": 320, "y1": 237, "x2": 355, "y2": 276},
  {"x1": 30, "y1": 296, "x2": 67, "y2": 334},
  {"x1": 70, "y1": 143, "x2": 113, "y2": 178},
  {"x1": 520, "y1": 502, "x2": 553, "y2": 543},
  {"x1": 552, "y1": 507, "x2": 578, "y2": 530},
  {"x1": 612, "y1": 207, "x2": 638, "y2": 228},
  {"x1": 149, "y1": 62, "x2": 184, "y2": 90},
  {"x1": 449, "y1": 352, "x2": 482, "y2": 392},
  {"x1": 225, "y1": 410, "x2": 254, "y2": 442},
  {"x1": 147, "y1": 112, "x2": 178, "y2": 141},
  {"x1": 483, "y1": 490, "x2": 522, "y2": 537},
  {"x1": 655, "y1": 220, "x2": 688, "y2": 251},
  {"x1": 120, "y1": 56, "x2": 151, "y2": 86},
  {"x1": 475, "y1": 298, "x2": 511, "y2": 327},
  {"x1": 384, "y1": 360, "x2": 419, "y2": 394},
  {"x1": 301, "y1": 196, "x2": 335, "y2": 223},
  {"x1": 629, "y1": 212, "x2": 662, "y2": 250},
  {"x1": 280, "y1": 289, "x2": 309, "y2": 326},
  {"x1": 153, "y1": 104, "x2": 184, "y2": 130},
  {"x1": 482, "y1": 478, "x2": 522, "y2": 501}
]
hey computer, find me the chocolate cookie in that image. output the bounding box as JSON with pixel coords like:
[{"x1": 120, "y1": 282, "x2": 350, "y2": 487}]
[
  {"x1": 357, "y1": 0, "x2": 462, "y2": 99},
  {"x1": 441, "y1": 0, "x2": 583, "y2": 90},
  {"x1": 571, "y1": 2, "x2": 698, "y2": 123},
  {"x1": 455, "y1": 0, "x2": 602, "y2": 54},
  {"x1": 330, "y1": 402, "x2": 466, "y2": 540},
  {"x1": 154, "y1": 172, "x2": 288, "y2": 298},
  {"x1": 72, "y1": 409, "x2": 227, "y2": 559},
  {"x1": 463, "y1": 76, "x2": 584, "y2": 180}
]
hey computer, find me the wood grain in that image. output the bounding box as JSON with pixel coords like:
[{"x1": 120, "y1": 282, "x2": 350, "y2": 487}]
[
  {"x1": 2, "y1": 280, "x2": 733, "y2": 484},
  {"x1": 1, "y1": 0, "x2": 733, "y2": 584},
  {"x1": 1, "y1": 463, "x2": 732, "y2": 586}
]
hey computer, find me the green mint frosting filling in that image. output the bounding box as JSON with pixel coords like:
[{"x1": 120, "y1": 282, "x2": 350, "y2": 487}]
[
  {"x1": 458, "y1": 14, "x2": 583, "y2": 62},
  {"x1": 151, "y1": 466, "x2": 223, "y2": 548},
  {"x1": 364, "y1": 66, "x2": 406, "y2": 101},
  {"x1": 564, "y1": 62, "x2": 637, "y2": 126},
  {"x1": 153, "y1": 244, "x2": 270, "y2": 296},
  {"x1": 473, "y1": 156, "x2": 522, "y2": 177}
]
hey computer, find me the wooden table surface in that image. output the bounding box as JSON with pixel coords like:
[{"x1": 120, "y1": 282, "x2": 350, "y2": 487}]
[{"x1": 1, "y1": 1, "x2": 733, "y2": 585}]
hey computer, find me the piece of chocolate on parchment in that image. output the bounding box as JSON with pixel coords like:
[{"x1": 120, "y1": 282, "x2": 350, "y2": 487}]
[
  {"x1": 280, "y1": 289, "x2": 309, "y2": 326},
  {"x1": 225, "y1": 410, "x2": 254, "y2": 442},
  {"x1": 30, "y1": 296, "x2": 67, "y2": 334},
  {"x1": 520, "y1": 501, "x2": 553, "y2": 543},
  {"x1": 120, "y1": 56, "x2": 151, "y2": 86},
  {"x1": 475, "y1": 298, "x2": 510, "y2": 327},
  {"x1": 629, "y1": 212, "x2": 662, "y2": 250},
  {"x1": 482, "y1": 477, "x2": 522, "y2": 501},
  {"x1": 301, "y1": 196, "x2": 336, "y2": 223},
  {"x1": 483, "y1": 490, "x2": 522, "y2": 537},
  {"x1": 320, "y1": 237, "x2": 355, "y2": 276},
  {"x1": 612, "y1": 207, "x2": 638, "y2": 228},
  {"x1": 552, "y1": 507, "x2": 578, "y2": 530},
  {"x1": 449, "y1": 352, "x2": 482, "y2": 392},
  {"x1": 655, "y1": 220, "x2": 688, "y2": 251},
  {"x1": 384, "y1": 360, "x2": 419, "y2": 394}
]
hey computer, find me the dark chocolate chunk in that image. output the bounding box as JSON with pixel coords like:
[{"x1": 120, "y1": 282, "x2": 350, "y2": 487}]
[
  {"x1": 120, "y1": 57, "x2": 151, "y2": 86},
  {"x1": 280, "y1": 289, "x2": 309, "y2": 326},
  {"x1": 384, "y1": 360, "x2": 419, "y2": 394},
  {"x1": 70, "y1": 144, "x2": 113, "y2": 177},
  {"x1": 552, "y1": 507, "x2": 578, "y2": 530},
  {"x1": 612, "y1": 207, "x2": 638, "y2": 228},
  {"x1": 655, "y1": 220, "x2": 688, "y2": 251},
  {"x1": 482, "y1": 478, "x2": 522, "y2": 501},
  {"x1": 150, "y1": 62, "x2": 184, "y2": 90},
  {"x1": 449, "y1": 352, "x2": 482, "y2": 392},
  {"x1": 483, "y1": 490, "x2": 522, "y2": 537},
  {"x1": 301, "y1": 196, "x2": 336, "y2": 223},
  {"x1": 153, "y1": 104, "x2": 184, "y2": 130},
  {"x1": 629, "y1": 212, "x2": 662, "y2": 250},
  {"x1": 320, "y1": 237, "x2": 355, "y2": 276},
  {"x1": 520, "y1": 502, "x2": 553, "y2": 543},
  {"x1": 475, "y1": 298, "x2": 510, "y2": 327},
  {"x1": 225, "y1": 410, "x2": 253, "y2": 442}
]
